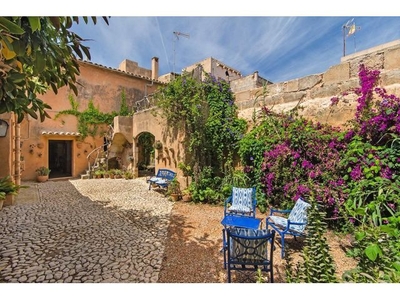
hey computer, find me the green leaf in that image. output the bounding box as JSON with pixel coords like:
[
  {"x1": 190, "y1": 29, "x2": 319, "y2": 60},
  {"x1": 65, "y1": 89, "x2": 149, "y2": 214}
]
[
  {"x1": 0, "y1": 17, "x2": 25, "y2": 34},
  {"x1": 8, "y1": 72, "x2": 25, "y2": 83},
  {"x1": 34, "y1": 53, "x2": 45, "y2": 73},
  {"x1": 28, "y1": 17, "x2": 41, "y2": 32},
  {"x1": 393, "y1": 262, "x2": 400, "y2": 272},
  {"x1": 50, "y1": 82, "x2": 58, "y2": 94},
  {"x1": 355, "y1": 231, "x2": 366, "y2": 241},
  {"x1": 81, "y1": 45, "x2": 91, "y2": 60},
  {"x1": 23, "y1": 107, "x2": 38, "y2": 119},
  {"x1": 365, "y1": 244, "x2": 381, "y2": 261},
  {"x1": 17, "y1": 111, "x2": 24, "y2": 123},
  {"x1": 69, "y1": 82, "x2": 78, "y2": 96}
]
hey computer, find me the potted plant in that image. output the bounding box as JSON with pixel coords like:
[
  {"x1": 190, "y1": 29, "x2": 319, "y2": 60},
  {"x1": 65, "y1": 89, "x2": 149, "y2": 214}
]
[
  {"x1": 123, "y1": 170, "x2": 134, "y2": 180},
  {"x1": 93, "y1": 169, "x2": 105, "y2": 179},
  {"x1": 114, "y1": 169, "x2": 123, "y2": 179},
  {"x1": 167, "y1": 177, "x2": 181, "y2": 201},
  {"x1": 181, "y1": 188, "x2": 192, "y2": 202},
  {"x1": 108, "y1": 169, "x2": 116, "y2": 179},
  {"x1": 0, "y1": 176, "x2": 23, "y2": 209},
  {"x1": 36, "y1": 166, "x2": 51, "y2": 182},
  {"x1": 154, "y1": 140, "x2": 163, "y2": 158},
  {"x1": 154, "y1": 140, "x2": 163, "y2": 150}
]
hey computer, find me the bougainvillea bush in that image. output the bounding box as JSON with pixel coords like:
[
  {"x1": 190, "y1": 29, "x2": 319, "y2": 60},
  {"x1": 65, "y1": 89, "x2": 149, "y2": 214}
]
[
  {"x1": 238, "y1": 108, "x2": 347, "y2": 216},
  {"x1": 157, "y1": 64, "x2": 399, "y2": 281},
  {"x1": 333, "y1": 65, "x2": 400, "y2": 282},
  {"x1": 240, "y1": 64, "x2": 400, "y2": 281}
]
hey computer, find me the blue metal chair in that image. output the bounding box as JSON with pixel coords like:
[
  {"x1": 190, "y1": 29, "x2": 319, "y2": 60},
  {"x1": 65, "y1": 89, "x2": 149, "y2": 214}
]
[
  {"x1": 147, "y1": 168, "x2": 176, "y2": 190},
  {"x1": 222, "y1": 187, "x2": 258, "y2": 267},
  {"x1": 266, "y1": 197, "x2": 311, "y2": 258},
  {"x1": 226, "y1": 227, "x2": 276, "y2": 283},
  {"x1": 224, "y1": 186, "x2": 257, "y2": 218}
]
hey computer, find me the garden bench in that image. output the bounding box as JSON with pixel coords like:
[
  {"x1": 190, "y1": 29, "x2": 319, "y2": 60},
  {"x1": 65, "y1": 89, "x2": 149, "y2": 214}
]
[{"x1": 147, "y1": 169, "x2": 176, "y2": 190}]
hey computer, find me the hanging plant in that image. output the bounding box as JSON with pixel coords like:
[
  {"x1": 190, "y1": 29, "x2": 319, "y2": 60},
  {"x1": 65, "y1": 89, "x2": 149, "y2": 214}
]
[{"x1": 154, "y1": 140, "x2": 163, "y2": 150}]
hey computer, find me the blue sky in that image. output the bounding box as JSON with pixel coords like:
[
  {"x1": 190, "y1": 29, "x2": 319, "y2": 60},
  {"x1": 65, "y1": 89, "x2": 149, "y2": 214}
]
[
  {"x1": 70, "y1": 15, "x2": 400, "y2": 83},
  {"x1": 9, "y1": 1, "x2": 400, "y2": 84}
]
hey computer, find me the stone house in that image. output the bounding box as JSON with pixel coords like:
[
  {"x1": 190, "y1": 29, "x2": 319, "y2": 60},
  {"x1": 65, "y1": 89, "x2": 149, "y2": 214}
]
[
  {"x1": 0, "y1": 57, "x2": 162, "y2": 194},
  {"x1": 1, "y1": 39, "x2": 400, "y2": 207}
]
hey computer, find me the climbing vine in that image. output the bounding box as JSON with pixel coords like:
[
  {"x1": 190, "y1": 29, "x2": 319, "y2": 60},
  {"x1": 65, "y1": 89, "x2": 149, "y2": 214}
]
[
  {"x1": 154, "y1": 71, "x2": 247, "y2": 203},
  {"x1": 56, "y1": 89, "x2": 132, "y2": 139}
]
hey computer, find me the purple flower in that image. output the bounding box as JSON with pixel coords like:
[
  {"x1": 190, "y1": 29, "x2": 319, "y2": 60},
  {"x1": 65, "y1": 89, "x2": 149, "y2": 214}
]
[
  {"x1": 327, "y1": 197, "x2": 335, "y2": 206},
  {"x1": 301, "y1": 160, "x2": 313, "y2": 169},
  {"x1": 297, "y1": 184, "x2": 309, "y2": 195},
  {"x1": 330, "y1": 96, "x2": 339, "y2": 106},
  {"x1": 344, "y1": 130, "x2": 355, "y2": 141},
  {"x1": 350, "y1": 164, "x2": 362, "y2": 181},
  {"x1": 381, "y1": 167, "x2": 393, "y2": 179}
]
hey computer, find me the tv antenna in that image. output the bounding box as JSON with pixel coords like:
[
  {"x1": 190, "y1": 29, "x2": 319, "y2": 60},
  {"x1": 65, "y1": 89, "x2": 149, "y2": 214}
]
[
  {"x1": 173, "y1": 31, "x2": 190, "y2": 74},
  {"x1": 342, "y1": 18, "x2": 361, "y2": 56}
]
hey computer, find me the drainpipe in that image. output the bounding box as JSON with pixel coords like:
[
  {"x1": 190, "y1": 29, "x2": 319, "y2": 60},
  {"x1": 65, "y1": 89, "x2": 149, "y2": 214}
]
[
  {"x1": 14, "y1": 114, "x2": 21, "y2": 185},
  {"x1": 145, "y1": 80, "x2": 154, "y2": 97}
]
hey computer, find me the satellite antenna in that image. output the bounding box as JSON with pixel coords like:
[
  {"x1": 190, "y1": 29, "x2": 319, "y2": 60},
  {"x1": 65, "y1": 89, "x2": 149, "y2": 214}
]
[{"x1": 173, "y1": 31, "x2": 190, "y2": 74}]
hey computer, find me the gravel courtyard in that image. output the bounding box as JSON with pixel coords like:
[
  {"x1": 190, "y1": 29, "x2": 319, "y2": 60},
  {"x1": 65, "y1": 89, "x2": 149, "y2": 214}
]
[
  {"x1": 0, "y1": 178, "x2": 173, "y2": 283},
  {"x1": 0, "y1": 177, "x2": 356, "y2": 285}
]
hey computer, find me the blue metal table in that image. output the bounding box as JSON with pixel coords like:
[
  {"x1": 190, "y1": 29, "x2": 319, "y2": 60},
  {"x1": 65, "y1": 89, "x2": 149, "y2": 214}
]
[
  {"x1": 221, "y1": 215, "x2": 262, "y2": 269},
  {"x1": 221, "y1": 215, "x2": 262, "y2": 230}
]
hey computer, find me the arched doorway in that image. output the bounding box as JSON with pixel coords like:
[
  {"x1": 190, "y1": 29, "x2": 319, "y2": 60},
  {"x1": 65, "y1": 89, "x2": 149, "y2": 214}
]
[{"x1": 136, "y1": 132, "x2": 155, "y2": 177}]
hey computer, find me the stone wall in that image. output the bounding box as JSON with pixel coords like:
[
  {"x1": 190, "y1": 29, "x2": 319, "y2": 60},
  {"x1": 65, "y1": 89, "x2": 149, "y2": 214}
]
[
  {"x1": 230, "y1": 71, "x2": 271, "y2": 93},
  {"x1": 236, "y1": 40, "x2": 400, "y2": 128}
]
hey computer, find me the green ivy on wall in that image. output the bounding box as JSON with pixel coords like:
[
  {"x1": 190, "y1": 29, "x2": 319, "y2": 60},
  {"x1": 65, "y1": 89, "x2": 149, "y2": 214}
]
[
  {"x1": 154, "y1": 70, "x2": 247, "y2": 203},
  {"x1": 55, "y1": 89, "x2": 132, "y2": 139}
]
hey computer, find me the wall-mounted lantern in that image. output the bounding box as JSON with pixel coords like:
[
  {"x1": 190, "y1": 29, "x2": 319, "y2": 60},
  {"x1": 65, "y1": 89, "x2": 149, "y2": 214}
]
[{"x1": 0, "y1": 119, "x2": 9, "y2": 137}]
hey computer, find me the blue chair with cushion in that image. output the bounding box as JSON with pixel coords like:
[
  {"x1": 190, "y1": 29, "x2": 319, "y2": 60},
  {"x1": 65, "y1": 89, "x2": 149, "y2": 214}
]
[
  {"x1": 222, "y1": 187, "x2": 258, "y2": 267},
  {"x1": 226, "y1": 227, "x2": 276, "y2": 283},
  {"x1": 266, "y1": 197, "x2": 311, "y2": 258},
  {"x1": 147, "y1": 168, "x2": 176, "y2": 190},
  {"x1": 224, "y1": 186, "x2": 257, "y2": 218}
]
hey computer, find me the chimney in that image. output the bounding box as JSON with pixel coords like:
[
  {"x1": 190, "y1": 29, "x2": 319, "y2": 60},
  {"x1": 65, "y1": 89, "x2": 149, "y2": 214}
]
[
  {"x1": 253, "y1": 71, "x2": 259, "y2": 81},
  {"x1": 151, "y1": 57, "x2": 159, "y2": 80}
]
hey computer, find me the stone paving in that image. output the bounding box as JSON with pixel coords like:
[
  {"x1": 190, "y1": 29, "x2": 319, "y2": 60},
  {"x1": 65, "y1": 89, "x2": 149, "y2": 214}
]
[{"x1": 0, "y1": 178, "x2": 174, "y2": 283}]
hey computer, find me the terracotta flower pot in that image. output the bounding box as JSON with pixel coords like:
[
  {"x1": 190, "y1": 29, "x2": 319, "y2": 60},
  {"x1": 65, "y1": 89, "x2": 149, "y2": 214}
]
[
  {"x1": 37, "y1": 175, "x2": 49, "y2": 182},
  {"x1": 182, "y1": 194, "x2": 192, "y2": 202},
  {"x1": 170, "y1": 194, "x2": 180, "y2": 201}
]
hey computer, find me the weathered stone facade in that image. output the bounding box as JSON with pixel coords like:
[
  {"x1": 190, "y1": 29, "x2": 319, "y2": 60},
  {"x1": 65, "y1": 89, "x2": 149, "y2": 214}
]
[
  {"x1": 236, "y1": 40, "x2": 400, "y2": 128},
  {"x1": 1, "y1": 39, "x2": 400, "y2": 198},
  {"x1": 0, "y1": 59, "x2": 161, "y2": 183}
]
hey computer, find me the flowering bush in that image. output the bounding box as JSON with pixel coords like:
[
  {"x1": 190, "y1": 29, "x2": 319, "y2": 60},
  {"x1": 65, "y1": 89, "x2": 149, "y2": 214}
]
[
  {"x1": 240, "y1": 64, "x2": 400, "y2": 281},
  {"x1": 331, "y1": 64, "x2": 400, "y2": 281},
  {"x1": 239, "y1": 108, "x2": 346, "y2": 216}
]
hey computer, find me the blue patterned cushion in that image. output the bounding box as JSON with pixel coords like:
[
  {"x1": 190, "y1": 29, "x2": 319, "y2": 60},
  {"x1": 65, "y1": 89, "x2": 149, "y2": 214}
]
[
  {"x1": 228, "y1": 187, "x2": 253, "y2": 213},
  {"x1": 230, "y1": 227, "x2": 269, "y2": 237},
  {"x1": 229, "y1": 228, "x2": 271, "y2": 262},
  {"x1": 270, "y1": 198, "x2": 310, "y2": 233}
]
